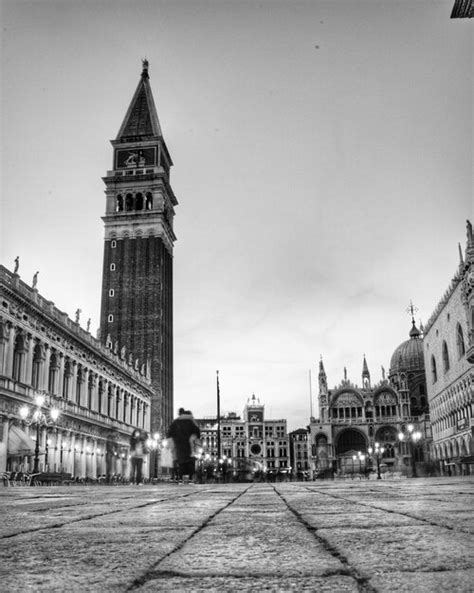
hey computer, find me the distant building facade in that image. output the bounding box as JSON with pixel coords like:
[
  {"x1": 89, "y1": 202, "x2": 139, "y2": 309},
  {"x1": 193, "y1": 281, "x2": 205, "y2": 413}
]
[
  {"x1": 423, "y1": 221, "x2": 474, "y2": 475},
  {"x1": 0, "y1": 266, "x2": 153, "y2": 479},
  {"x1": 289, "y1": 428, "x2": 310, "y2": 480},
  {"x1": 195, "y1": 395, "x2": 290, "y2": 480}
]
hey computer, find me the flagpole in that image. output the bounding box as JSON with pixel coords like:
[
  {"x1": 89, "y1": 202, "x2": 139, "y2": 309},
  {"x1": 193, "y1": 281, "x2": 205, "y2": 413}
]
[{"x1": 216, "y1": 370, "x2": 221, "y2": 461}]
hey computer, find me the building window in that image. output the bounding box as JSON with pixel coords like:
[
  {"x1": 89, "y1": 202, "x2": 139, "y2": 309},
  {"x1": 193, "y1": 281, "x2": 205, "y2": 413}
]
[
  {"x1": 108, "y1": 314, "x2": 113, "y2": 323},
  {"x1": 63, "y1": 360, "x2": 72, "y2": 398},
  {"x1": 88, "y1": 374, "x2": 94, "y2": 409},
  {"x1": 431, "y1": 355, "x2": 437, "y2": 384},
  {"x1": 109, "y1": 289, "x2": 115, "y2": 297},
  {"x1": 442, "y1": 341, "x2": 450, "y2": 373},
  {"x1": 456, "y1": 323, "x2": 465, "y2": 358},
  {"x1": 110, "y1": 263, "x2": 116, "y2": 271},
  {"x1": 48, "y1": 352, "x2": 59, "y2": 394},
  {"x1": 111, "y1": 240, "x2": 117, "y2": 248},
  {"x1": 31, "y1": 343, "x2": 44, "y2": 390}
]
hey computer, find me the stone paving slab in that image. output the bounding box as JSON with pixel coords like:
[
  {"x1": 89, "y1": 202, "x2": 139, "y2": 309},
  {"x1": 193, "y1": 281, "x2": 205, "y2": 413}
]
[
  {"x1": 317, "y1": 524, "x2": 474, "y2": 575},
  {"x1": 137, "y1": 574, "x2": 360, "y2": 592},
  {"x1": 299, "y1": 509, "x2": 425, "y2": 529},
  {"x1": 370, "y1": 568, "x2": 474, "y2": 593}
]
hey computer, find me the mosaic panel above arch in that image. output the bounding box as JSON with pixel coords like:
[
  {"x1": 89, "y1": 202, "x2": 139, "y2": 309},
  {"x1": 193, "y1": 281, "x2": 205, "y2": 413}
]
[
  {"x1": 331, "y1": 390, "x2": 363, "y2": 408},
  {"x1": 374, "y1": 425, "x2": 399, "y2": 444},
  {"x1": 374, "y1": 390, "x2": 398, "y2": 406}
]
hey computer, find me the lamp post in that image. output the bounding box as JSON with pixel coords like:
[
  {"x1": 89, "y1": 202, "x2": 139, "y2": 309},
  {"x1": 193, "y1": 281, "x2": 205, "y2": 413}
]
[
  {"x1": 357, "y1": 451, "x2": 366, "y2": 477},
  {"x1": 147, "y1": 432, "x2": 161, "y2": 481},
  {"x1": 19, "y1": 393, "x2": 61, "y2": 473},
  {"x1": 398, "y1": 424, "x2": 422, "y2": 478},
  {"x1": 368, "y1": 442, "x2": 385, "y2": 480}
]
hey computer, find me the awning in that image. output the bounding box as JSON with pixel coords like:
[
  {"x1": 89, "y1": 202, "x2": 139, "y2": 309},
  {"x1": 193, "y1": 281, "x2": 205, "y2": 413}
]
[{"x1": 7, "y1": 425, "x2": 41, "y2": 456}]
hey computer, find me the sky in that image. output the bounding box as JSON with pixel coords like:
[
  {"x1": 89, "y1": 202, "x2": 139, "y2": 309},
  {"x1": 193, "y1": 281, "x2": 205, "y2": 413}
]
[{"x1": 1, "y1": 0, "x2": 472, "y2": 431}]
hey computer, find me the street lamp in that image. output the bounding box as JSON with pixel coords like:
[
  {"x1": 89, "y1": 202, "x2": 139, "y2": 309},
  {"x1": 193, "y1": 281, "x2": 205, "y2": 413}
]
[
  {"x1": 147, "y1": 432, "x2": 162, "y2": 480},
  {"x1": 368, "y1": 442, "x2": 385, "y2": 480},
  {"x1": 357, "y1": 452, "x2": 366, "y2": 477},
  {"x1": 398, "y1": 424, "x2": 422, "y2": 478},
  {"x1": 19, "y1": 393, "x2": 61, "y2": 473}
]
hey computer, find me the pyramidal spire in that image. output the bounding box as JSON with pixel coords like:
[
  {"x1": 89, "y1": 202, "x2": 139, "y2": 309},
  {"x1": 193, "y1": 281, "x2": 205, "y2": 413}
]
[
  {"x1": 116, "y1": 59, "x2": 163, "y2": 140},
  {"x1": 362, "y1": 354, "x2": 371, "y2": 389}
]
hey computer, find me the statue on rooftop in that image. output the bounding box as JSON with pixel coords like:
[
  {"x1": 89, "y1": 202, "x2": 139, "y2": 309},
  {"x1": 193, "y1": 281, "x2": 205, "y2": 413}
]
[
  {"x1": 14, "y1": 256, "x2": 19, "y2": 274},
  {"x1": 32, "y1": 271, "x2": 39, "y2": 289}
]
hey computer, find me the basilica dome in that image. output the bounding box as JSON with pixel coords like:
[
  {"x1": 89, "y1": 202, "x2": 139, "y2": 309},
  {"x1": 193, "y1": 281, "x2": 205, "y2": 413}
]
[{"x1": 389, "y1": 321, "x2": 425, "y2": 374}]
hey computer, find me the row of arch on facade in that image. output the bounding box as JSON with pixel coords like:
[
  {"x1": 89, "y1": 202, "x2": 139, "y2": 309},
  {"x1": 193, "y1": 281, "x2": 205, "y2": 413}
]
[
  {"x1": 314, "y1": 427, "x2": 400, "y2": 458},
  {"x1": 115, "y1": 192, "x2": 153, "y2": 213},
  {"x1": 429, "y1": 378, "x2": 472, "y2": 439},
  {"x1": 7, "y1": 425, "x2": 134, "y2": 480},
  {"x1": 3, "y1": 326, "x2": 150, "y2": 431},
  {"x1": 430, "y1": 323, "x2": 466, "y2": 383},
  {"x1": 431, "y1": 434, "x2": 472, "y2": 461}
]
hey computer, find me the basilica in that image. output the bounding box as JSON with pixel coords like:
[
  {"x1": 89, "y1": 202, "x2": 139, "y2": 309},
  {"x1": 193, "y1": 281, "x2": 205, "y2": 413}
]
[{"x1": 308, "y1": 319, "x2": 430, "y2": 478}]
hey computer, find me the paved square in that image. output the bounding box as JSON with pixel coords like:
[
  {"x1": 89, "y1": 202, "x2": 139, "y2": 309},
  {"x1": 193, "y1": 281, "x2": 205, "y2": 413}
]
[{"x1": 0, "y1": 477, "x2": 473, "y2": 592}]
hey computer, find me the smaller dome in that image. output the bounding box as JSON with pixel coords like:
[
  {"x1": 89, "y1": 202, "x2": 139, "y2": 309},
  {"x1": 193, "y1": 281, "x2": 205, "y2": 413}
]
[{"x1": 390, "y1": 322, "x2": 424, "y2": 374}]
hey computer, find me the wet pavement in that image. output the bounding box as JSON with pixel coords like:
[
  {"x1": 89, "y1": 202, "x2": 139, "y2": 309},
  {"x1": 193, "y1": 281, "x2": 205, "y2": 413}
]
[{"x1": 0, "y1": 477, "x2": 473, "y2": 592}]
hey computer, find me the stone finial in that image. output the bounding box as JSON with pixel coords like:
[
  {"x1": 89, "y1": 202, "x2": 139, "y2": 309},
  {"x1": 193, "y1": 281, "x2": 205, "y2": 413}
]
[
  {"x1": 467, "y1": 219, "x2": 472, "y2": 244},
  {"x1": 86, "y1": 318, "x2": 91, "y2": 332},
  {"x1": 141, "y1": 58, "x2": 149, "y2": 78}
]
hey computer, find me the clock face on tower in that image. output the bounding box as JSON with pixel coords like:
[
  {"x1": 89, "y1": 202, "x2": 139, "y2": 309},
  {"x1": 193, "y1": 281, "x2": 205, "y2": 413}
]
[
  {"x1": 248, "y1": 412, "x2": 262, "y2": 422},
  {"x1": 115, "y1": 146, "x2": 157, "y2": 169}
]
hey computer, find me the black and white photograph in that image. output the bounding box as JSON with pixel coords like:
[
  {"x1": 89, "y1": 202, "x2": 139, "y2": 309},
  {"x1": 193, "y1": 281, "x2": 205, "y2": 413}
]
[{"x1": 0, "y1": 1, "x2": 473, "y2": 591}]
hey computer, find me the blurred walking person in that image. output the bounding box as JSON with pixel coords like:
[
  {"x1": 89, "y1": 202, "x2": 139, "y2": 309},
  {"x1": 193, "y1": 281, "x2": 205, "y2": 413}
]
[{"x1": 166, "y1": 408, "x2": 200, "y2": 483}]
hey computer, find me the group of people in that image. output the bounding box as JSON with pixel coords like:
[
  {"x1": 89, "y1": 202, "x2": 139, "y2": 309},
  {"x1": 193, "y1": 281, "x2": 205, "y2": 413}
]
[{"x1": 130, "y1": 408, "x2": 201, "y2": 484}]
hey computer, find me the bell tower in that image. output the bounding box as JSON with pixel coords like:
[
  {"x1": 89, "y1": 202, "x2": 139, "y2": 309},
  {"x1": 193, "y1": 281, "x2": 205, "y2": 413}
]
[{"x1": 99, "y1": 60, "x2": 177, "y2": 434}]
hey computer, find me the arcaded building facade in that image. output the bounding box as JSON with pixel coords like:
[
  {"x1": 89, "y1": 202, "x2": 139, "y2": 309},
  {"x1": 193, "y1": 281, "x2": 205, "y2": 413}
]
[
  {"x1": 0, "y1": 266, "x2": 153, "y2": 479},
  {"x1": 423, "y1": 222, "x2": 474, "y2": 475}
]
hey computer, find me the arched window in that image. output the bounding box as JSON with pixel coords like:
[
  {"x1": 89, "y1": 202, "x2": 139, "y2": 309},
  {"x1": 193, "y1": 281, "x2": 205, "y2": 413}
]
[
  {"x1": 135, "y1": 193, "x2": 144, "y2": 210},
  {"x1": 87, "y1": 374, "x2": 94, "y2": 409},
  {"x1": 12, "y1": 332, "x2": 27, "y2": 382},
  {"x1": 107, "y1": 385, "x2": 113, "y2": 417},
  {"x1": 431, "y1": 356, "x2": 437, "y2": 384},
  {"x1": 31, "y1": 343, "x2": 44, "y2": 389},
  {"x1": 145, "y1": 192, "x2": 153, "y2": 210},
  {"x1": 76, "y1": 366, "x2": 84, "y2": 404},
  {"x1": 116, "y1": 195, "x2": 123, "y2": 212},
  {"x1": 63, "y1": 359, "x2": 72, "y2": 398},
  {"x1": 442, "y1": 341, "x2": 450, "y2": 373},
  {"x1": 456, "y1": 323, "x2": 465, "y2": 358},
  {"x1": 125, "y1": 193, "x2": 134, "y2": 211},
  {"x1": 48, "y1": 351, "x2": 59, "y2": 394},
  {"x1": 98, "y1": 380, "x2": 104, "y2": 414}
]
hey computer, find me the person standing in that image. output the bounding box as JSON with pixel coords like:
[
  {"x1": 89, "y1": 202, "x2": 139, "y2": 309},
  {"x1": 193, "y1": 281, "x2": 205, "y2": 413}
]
[
  {"x1": 130, "y1": 429, "x2": 147, "y2": 485},
  {"x1": 166, "y1": 408, "x2": 200, "y2": 483}
]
